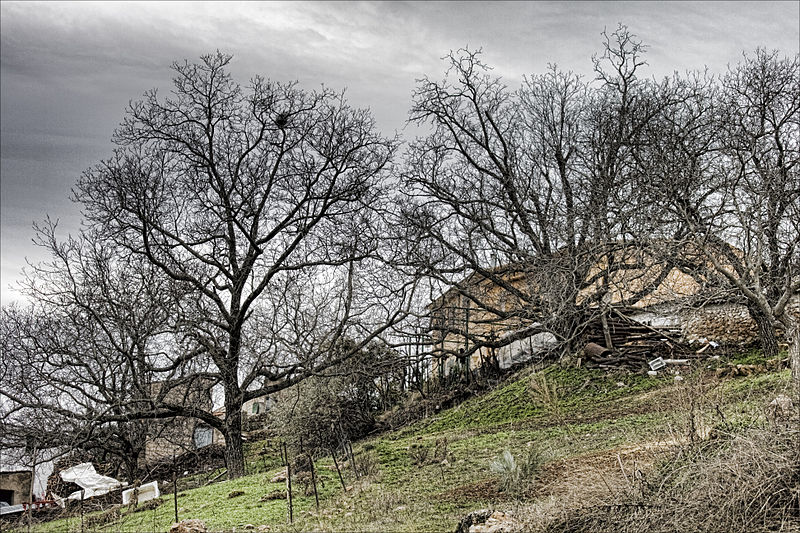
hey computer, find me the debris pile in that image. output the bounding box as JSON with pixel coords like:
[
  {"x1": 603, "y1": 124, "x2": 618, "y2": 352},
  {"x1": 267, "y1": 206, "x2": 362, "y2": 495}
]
[
  {"x1": 46, "y1": 455, "x2": 116, "y2": 499},
  {"x1": 582, "y1": 312, "x2": 699, "y2": 370}
]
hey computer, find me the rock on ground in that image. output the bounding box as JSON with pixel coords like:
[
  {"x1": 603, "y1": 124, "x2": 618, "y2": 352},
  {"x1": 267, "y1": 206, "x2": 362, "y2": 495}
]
[
  {"x1": 270, "y1": 470, "x2": 287, "y2": 483},
  {"x1": 767, "y1": 394, "x2": 794, "y2": 420},
  {"x1": 470, "y1": 510, "x2": 517, "y2": 532},
  {"x1": 455, "y1": 509, "x2": 492, "y2": 533},
  {"x1": 170, "y1": 519, "x2": 207, "y2": 533},
  {"x1": 455, "y1": 509, "x2": 517, "y2": 533}
]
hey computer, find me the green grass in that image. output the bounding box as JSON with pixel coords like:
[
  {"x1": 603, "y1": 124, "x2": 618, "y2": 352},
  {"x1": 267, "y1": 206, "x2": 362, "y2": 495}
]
[
  {"x1": 27, "y1": 463, "x2": 342, "y2": 533},
  {"x1": 404, "y1": 365, "x2": 668, "y2": 434},
  {"x1": 14, "y1": 352, "x2": 790, "y2": 533},
  {"x1": 726, "y1": 347, "x2": 772, "y2": 365}
]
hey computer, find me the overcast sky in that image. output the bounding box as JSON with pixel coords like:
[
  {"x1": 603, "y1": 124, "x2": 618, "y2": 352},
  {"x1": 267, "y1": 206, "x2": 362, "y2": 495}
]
[{"x1": 1, "y1": 1, "x2": 798, "y2": 304}]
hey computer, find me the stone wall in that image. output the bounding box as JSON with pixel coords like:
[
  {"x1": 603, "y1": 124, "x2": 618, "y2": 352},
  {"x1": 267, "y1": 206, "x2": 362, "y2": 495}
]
[
  {"x1": 143, "y1": 418, "x2": 199, "y2": 465},
  {"x1": 0, "y1": 470, "x2": 32, "y2": 504},
  {"x1": 142, "y1": 378, "x2": 217, "y2": 466},
  {"x1": 635, "y1": 296, "x2": 800, "y2": 347},
  {"x1": 633, "y1": 302, "x2": 762, "y2": 346},
  {"x1": 682, "y1": 303, "x2": 758, "y2": 345}
]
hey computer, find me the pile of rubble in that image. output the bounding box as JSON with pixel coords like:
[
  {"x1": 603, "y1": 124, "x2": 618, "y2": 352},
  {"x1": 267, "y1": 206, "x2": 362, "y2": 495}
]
[{"x1": 581, "y1": 313, "x2": 701, "y2": 370}]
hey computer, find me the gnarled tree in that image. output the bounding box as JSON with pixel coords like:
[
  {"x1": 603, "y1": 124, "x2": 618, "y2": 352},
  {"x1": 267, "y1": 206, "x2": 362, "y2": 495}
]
[
  {"x1": 17, "y1": 52, "x2": 415, "y2": 479},
  {"x1": 402, "y1": 27, "x2": 680, "y2": 366},
  {"x1": 635, "y1": 48, "x2": 799, "y2": 400}
]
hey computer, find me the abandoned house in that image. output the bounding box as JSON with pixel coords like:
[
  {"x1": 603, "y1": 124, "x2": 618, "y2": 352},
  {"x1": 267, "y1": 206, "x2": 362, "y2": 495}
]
[
  {"x1": 142, "y1": 378, "x2": 275, "y2": 464},
  {"x1": 242, "y1": 396, "x2": 275, "y2": 418},
  {"x1": 427, "y1": 243, "x2": 799, "y2": 378},
  {"x1": 0, "y1": 470, "x2": 32, "y2": 506},
  {"x1": 142, "y1": 377, "x2": 220, "y2": 465}
]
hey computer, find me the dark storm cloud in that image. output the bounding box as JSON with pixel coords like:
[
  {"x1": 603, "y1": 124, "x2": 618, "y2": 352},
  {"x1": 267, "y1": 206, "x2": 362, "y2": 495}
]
[{"x1": 1, "y1": 1, "x2": 798, "y2": 303}]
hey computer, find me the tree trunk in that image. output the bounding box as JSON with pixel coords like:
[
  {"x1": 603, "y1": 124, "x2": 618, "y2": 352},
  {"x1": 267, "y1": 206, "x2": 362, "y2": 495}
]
[
  {"x1": 749, "y1": 305, "x2": 779, "y2": 358},
  {"x1": 224, "y1": 428, "x2": 245, "y2": 479},
  {"x1": 222, "y1": 329, "x2": 246, "y2": 479},
  {"x1": 123, "y1": 453, "x2": 140, "y2": 484},
  {"x1": 784, "y1": 316, "x2": 800, "y2": 412},
  {"x1": 223, "y1": 401, "x2": 245, "y2": 479}
]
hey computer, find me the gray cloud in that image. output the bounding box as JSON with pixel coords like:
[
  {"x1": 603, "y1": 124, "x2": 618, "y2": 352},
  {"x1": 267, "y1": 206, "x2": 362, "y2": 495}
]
[{"x1": 1, "y1": 0, "x2": 798, "y2": 303}]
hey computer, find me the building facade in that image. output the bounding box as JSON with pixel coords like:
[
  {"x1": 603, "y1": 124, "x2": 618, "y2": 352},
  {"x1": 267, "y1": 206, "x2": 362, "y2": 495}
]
[
  {"x1": 0, "y1": 470, "x2": 32, "y2": 505},
  {"x1": 426, "y1": 245, "x2": 796, "y2": 378}
]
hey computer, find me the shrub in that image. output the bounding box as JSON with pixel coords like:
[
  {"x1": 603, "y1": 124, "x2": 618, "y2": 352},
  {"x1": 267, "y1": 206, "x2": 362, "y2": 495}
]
[
  {"x1": 490, "y1": 450, "x2": 520, "y2": 493},
  {"x1": 408, "y1": 444, "x2": 430, "y2": 466},
  {"x1": 489, "y1": 446, "x2": 544, "y2": 497},
  {"x1": 356, "y1": 450, "x2": 380, "y2": 477}
]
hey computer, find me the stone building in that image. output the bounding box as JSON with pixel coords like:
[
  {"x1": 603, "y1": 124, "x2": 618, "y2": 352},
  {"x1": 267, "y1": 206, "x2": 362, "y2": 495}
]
[
  {"x1": 0, "y1": 470, "x2": 32, "y2": 505},
  {"x1": 242, "y1": 396, "x2": 275, "y2": 419},
  {"x1": 427, "y1": 244, "x2": 798, "y2": 378},
  {"x1": 141, "y1": 381, "x2": 273, "y2": 464},
  {"x1": 142, "y1": 378, "x2": 219, "y2": 465}
]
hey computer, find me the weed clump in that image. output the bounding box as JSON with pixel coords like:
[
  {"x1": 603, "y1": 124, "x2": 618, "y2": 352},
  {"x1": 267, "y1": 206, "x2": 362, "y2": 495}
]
[
  {"x1": 355, "y1": 450, "x2": 381, "y2": 478},
  {"x1": 490, "y1": 450, "x2": 520, "y2": 493},
  {"x1": 489, "y1": 447, "x2": 543, "y2": 497}
]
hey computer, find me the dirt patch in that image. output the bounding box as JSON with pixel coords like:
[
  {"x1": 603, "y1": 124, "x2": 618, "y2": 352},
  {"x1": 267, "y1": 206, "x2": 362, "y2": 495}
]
[
  {"x1": 534, "y1": 440, "x2": 680, "y2": 502},
  {"x1": 436, "y1": 479, "x2": 510, "y2": 503},
  {"x1": 435, "y1": 442, "x2": 676, "y2": 514}
]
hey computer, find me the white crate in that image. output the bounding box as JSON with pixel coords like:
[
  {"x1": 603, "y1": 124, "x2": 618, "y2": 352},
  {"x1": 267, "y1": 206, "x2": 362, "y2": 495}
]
[{"x1": 122, "y1": 481, "x2": 160, "y2": 505}]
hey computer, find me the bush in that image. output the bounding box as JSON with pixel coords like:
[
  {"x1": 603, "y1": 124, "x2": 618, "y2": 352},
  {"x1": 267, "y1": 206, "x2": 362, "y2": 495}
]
[
  {"x1": 268, "y1": 376, "x2": 375, "y2": 453},
  {"x1": 490, "y1": 450, "x2": 520, "y2": 493},
  {"x1": 408, "y1": 444, "x2": 430, "y2": 466},
  {"x1": 267, "y1": 340, "x2": 406, "y2": 453},
  {"x1": 355, "y1": 450, "x2": 380, "y2": 478}
]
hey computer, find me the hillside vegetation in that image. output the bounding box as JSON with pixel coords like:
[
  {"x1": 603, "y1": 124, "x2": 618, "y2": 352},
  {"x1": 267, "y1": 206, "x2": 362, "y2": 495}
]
[{"x1": 11, "y1": 351, "x2": 798, "y2": 533}]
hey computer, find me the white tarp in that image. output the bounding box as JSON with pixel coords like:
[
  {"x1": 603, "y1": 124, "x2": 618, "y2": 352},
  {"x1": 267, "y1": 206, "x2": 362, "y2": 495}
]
[{"x1": 59, "y1": 463, "x2": 127, "y2": 501}]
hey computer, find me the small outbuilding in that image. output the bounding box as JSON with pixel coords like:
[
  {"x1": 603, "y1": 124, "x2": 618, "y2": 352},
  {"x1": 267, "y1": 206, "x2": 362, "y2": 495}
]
[{"x1": 0, "y1": 470, "x2": 32, "y2": 505}]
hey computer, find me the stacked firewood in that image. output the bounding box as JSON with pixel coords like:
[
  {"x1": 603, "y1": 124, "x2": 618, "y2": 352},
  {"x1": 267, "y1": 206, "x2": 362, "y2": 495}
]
[{"x1": 581, "y1": 313, "x2": 697, "y2": 369}]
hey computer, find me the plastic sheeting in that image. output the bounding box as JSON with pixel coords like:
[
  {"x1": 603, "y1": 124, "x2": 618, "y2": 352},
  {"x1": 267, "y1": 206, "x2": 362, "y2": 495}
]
[
  {"x1": 496, "y1": 330, "x2": 558, "y2": 369},
  {"x1": 59, "y1": 463, "x2": 127, "y2": 501}
]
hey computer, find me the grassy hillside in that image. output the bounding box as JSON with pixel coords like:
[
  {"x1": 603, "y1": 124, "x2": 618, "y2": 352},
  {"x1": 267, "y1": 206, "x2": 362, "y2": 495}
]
[{"x1": 11, "y1": 351, "x2": 797, "y2": 532}]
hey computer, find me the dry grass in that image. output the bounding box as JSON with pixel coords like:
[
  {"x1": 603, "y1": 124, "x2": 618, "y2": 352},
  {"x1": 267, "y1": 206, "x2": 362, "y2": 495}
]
[{"x1": 526, "y1": 425, "x2": 800, "y2": 533}]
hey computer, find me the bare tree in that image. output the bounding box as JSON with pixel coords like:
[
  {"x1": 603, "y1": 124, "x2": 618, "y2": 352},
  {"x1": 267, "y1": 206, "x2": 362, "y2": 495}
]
[
  {"x1": 637, "y1": 48, "x2": 799, "y2": 398},
  {"x1": 718, "y1": 49, "x2": 800, "y2": 364},
  {"x1": 57, "y1": 52, "x2": 415, "y2": 478},
  {"x1": 402, "y1": 26, "x2": 679, "y2": 365},
  {"x1": 1, "y1": 229, "x2": 194, "y2": 482}
]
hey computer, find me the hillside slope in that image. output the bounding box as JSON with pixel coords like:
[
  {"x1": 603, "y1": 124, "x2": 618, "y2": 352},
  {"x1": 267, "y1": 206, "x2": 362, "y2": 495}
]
[{"x1": 12, "y1": 351, "x2": 797, "y2": 532}]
